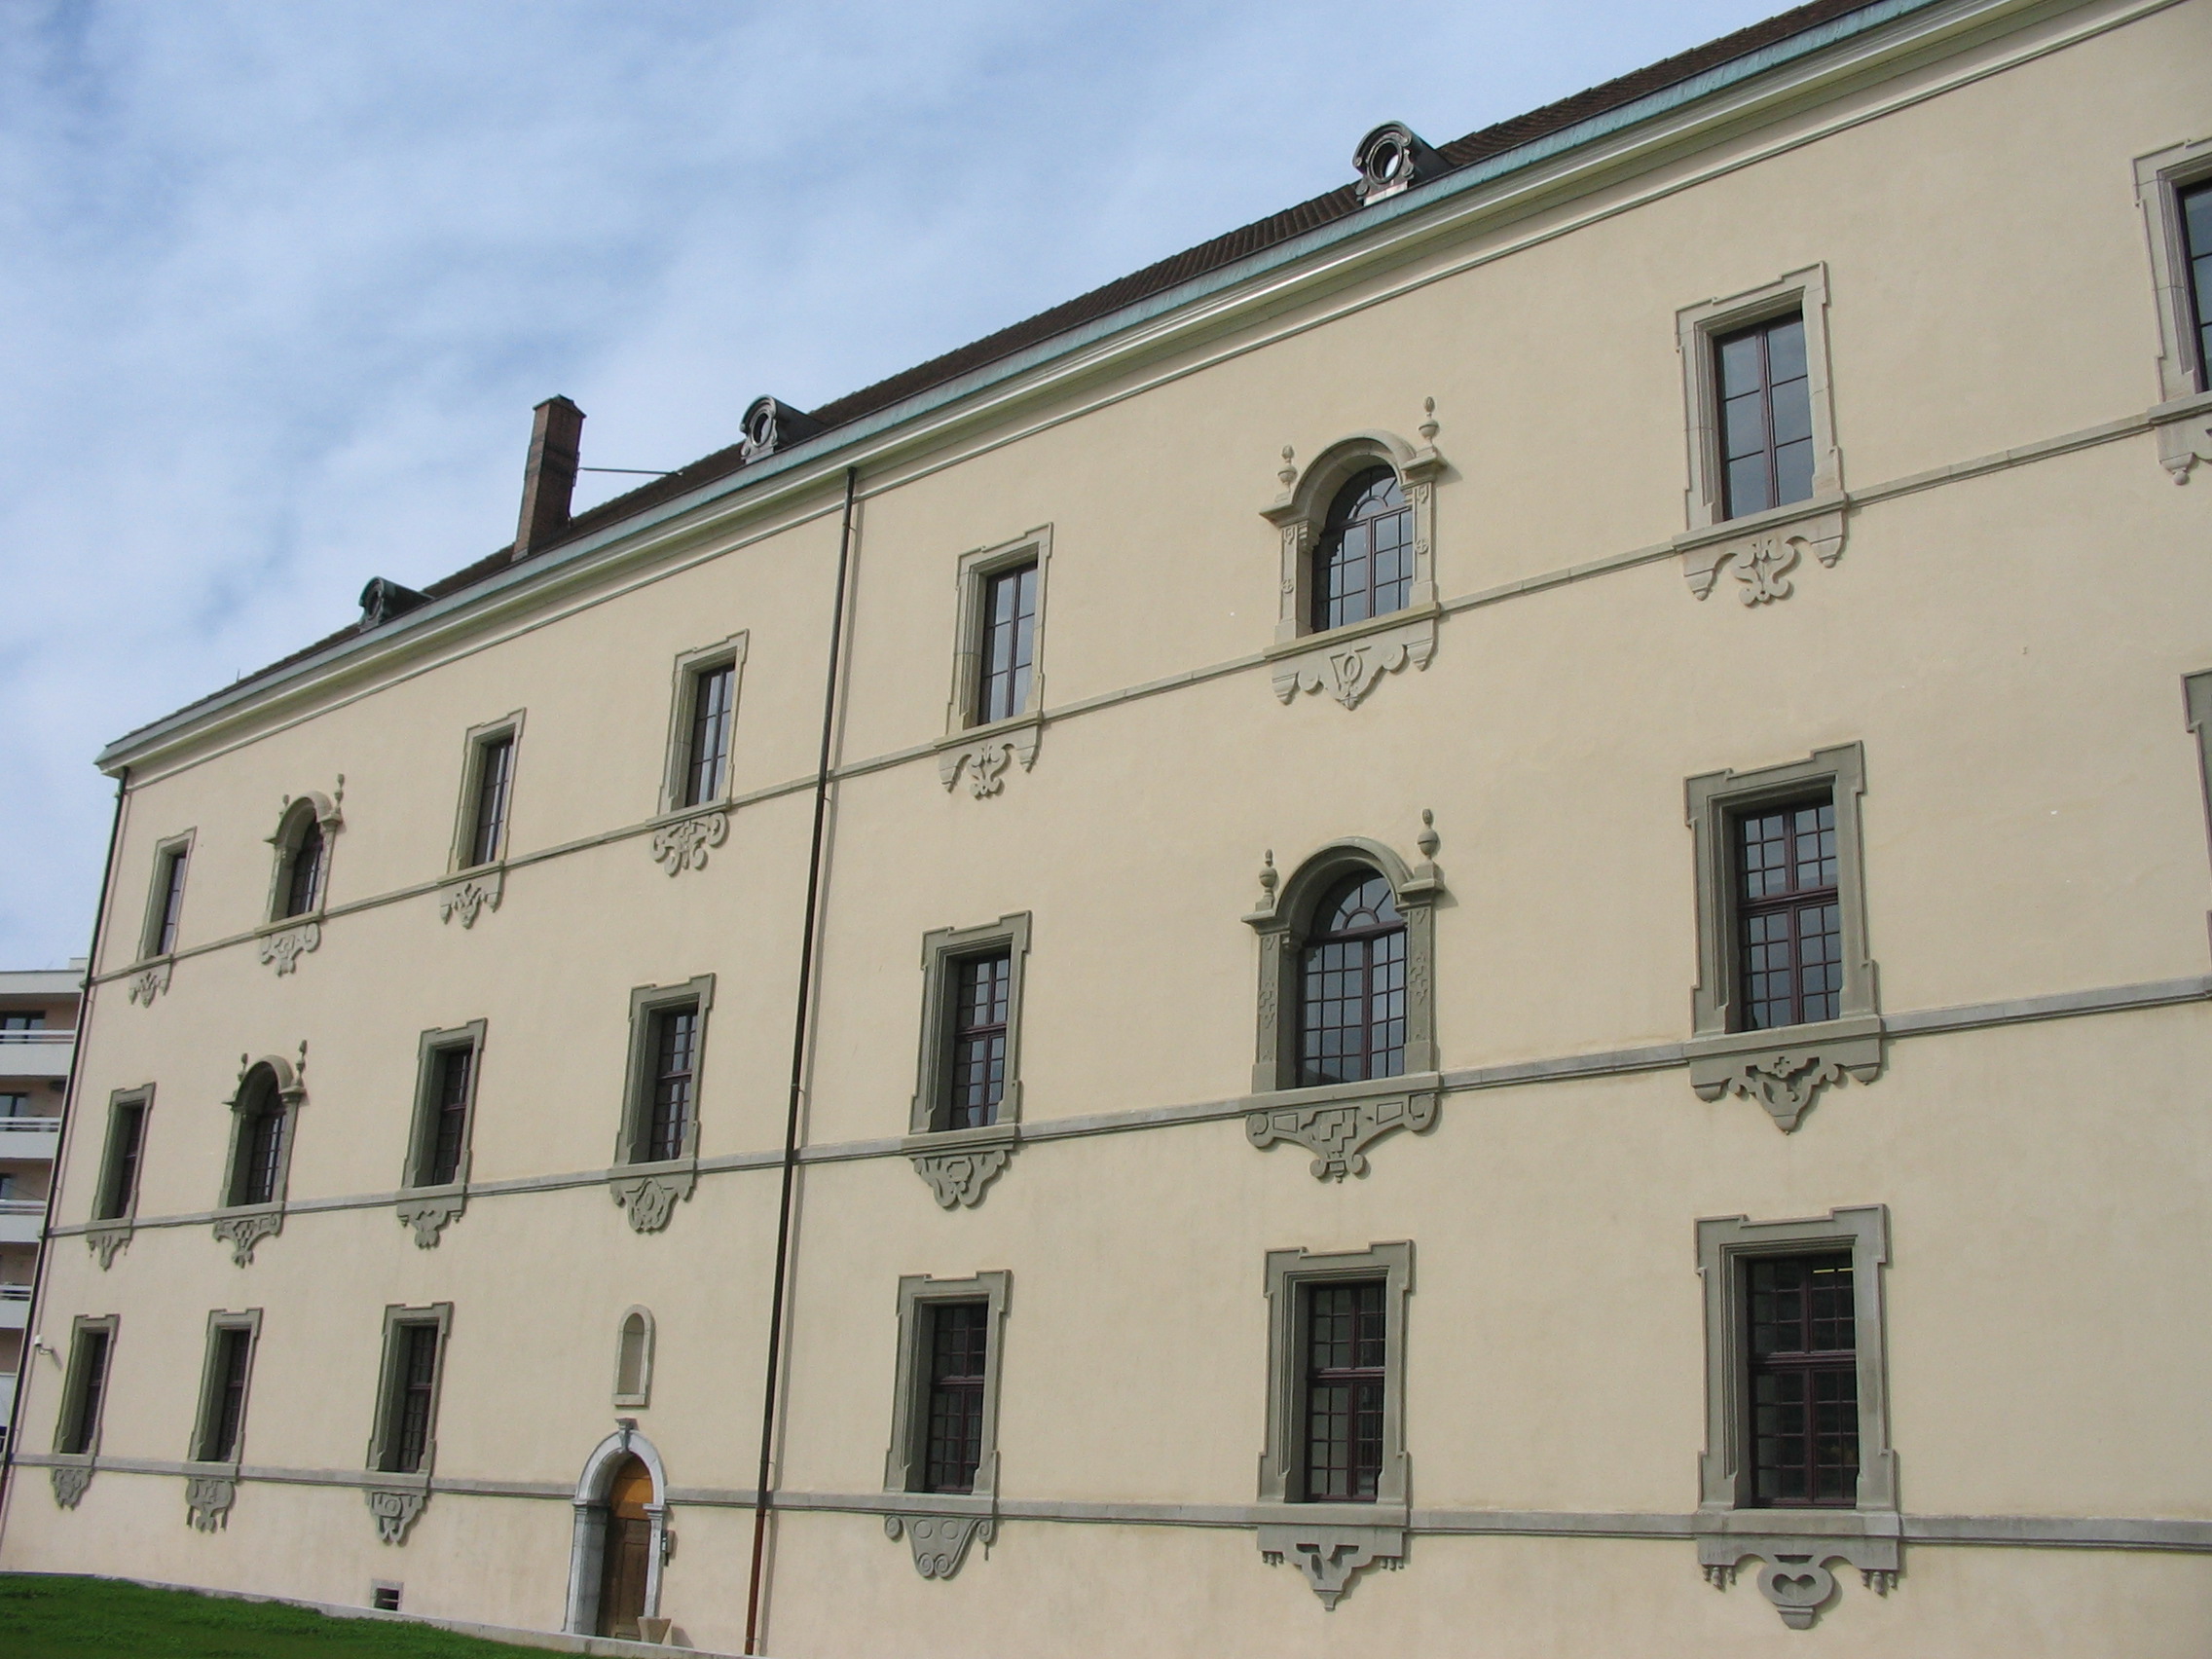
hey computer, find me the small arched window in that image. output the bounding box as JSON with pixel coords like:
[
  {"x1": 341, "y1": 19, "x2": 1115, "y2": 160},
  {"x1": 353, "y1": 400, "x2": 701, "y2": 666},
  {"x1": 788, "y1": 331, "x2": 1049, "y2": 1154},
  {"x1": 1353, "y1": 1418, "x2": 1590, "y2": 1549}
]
[
  {"x1": 1299, "y1": 871, "x2": 1406, "y2": 1086},
  {"x1": 613, "y1": 1307, "x2": 655, "y2": 1408},
  {"x1": 1311, "y1": 467, "x2": 1413, "y2": 633},
  {"x1": 280, "y1": 817, "x2": 325, "y2": 919},
  {"x1": 229, "y1": 1065, "x2": 288, "y2": 1207}
]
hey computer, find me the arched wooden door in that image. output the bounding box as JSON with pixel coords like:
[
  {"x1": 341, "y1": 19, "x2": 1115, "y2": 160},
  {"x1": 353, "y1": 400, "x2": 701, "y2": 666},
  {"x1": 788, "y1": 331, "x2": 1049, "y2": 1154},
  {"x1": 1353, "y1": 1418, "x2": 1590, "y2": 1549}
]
[{"x1": 595, "y1": 1455, "x2": 653, "y2": 1639}]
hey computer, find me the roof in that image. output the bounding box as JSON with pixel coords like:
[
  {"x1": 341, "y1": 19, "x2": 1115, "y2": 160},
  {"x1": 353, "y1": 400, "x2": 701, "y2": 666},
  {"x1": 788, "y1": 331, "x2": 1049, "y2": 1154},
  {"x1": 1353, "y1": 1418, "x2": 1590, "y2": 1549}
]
[{"x1": 110, "y1": 0, "x2": 1897, "y2": 756}]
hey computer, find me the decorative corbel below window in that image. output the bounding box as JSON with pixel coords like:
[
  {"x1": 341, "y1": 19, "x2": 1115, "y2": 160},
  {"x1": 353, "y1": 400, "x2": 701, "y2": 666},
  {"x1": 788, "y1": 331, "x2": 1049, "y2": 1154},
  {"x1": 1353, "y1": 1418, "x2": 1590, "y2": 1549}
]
[
  {"x1": 1261, "y1": 420, "x2": 1444, "y2": 709},
  {"x1": 436, "y1": 866, "x2": 503, "y2": 927},
  {"x1": 647, "y1": 809, "x2": 728, "y2": 875},
  {"x1": 936, "y1": 721, "x2": 1041, "y2": 798},
  {"x1": 185, "y1": 1475, "x2": 238, "y2": 1532},
  {"x1": 1675, "y1": 499, "x2": 1848, "y2": 605},
  {"x1": 939, "y1": 530, "x2": 1051, "y2": 798},
  {"x1": 367, "y1": 1486, "x2": 428, "y2": 1545},
  {"x1": 255, "y1": 920, "x2": 321, "y2": 977},
  {"x1": 127, "y1": 961, "x2": 171, "y2": 1005}
]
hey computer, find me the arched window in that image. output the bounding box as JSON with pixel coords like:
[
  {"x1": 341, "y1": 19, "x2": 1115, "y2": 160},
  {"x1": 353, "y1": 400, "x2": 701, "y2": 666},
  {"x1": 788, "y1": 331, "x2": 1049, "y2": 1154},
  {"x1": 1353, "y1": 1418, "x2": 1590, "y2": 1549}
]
[
  {"x1": 280, "y1": 817, "x2": 324, "y2": 919},
  {"x1": 613, "y1": 1308, "x2": 655, "y2": 1407},
  {"x1": 229, "y1": 1065, "x2": 287, "y2": 1207},
  {"x1": 1311, "y1": 467, "x2": 1413, "y2": 633},
  {"x1": 1298, "y1": 871, "x2": 1406, "y2": 1087}
]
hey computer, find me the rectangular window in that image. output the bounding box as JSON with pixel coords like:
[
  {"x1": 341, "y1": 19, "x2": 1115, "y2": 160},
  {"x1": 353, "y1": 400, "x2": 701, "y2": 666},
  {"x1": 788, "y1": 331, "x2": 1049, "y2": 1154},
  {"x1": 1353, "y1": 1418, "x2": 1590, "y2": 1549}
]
[
  {"x1": 425, "y1": 1046, "x2": 472, "y2": 1186},
  {"x1": 1, "y1": 1092, "x2": 28, "y2": 1118},
  {"x1": 945, "y1": 952, "x2": 1011, "y2": 1129},
  {"x1": 619, "y1": 977, "x2": 712, "y2": 1166},
  {"x1": 403, "y1": 1023, "x2": 483, "y2": 1197},
  {"x1": 369, "y1": 1305, "x2": 453, "y2": 1476},
  {"x1": 2182, "y1": 181, "x2": 2212, "y2": 394},
  {"x1": 1302, "y1": 1279, "x2": 1386, "y2": 1502},
  {"x1": 142, "y1": 834, "x2": 192, "y2": 959},
  {"x1": 465, "y1": 733, "x2": 514, "y2": 867},
  {"x1": 1259, "y1": 1242, "x2": 1412, "y2": 1508},
  {"x1": 1747, "y1": 1253, "x2": 1858, "y2": 1506},
  {"x1": 974, "y1": 562, "x2": 1038, "y2": 725},
  {"x1": 55, "y1": 1318, "x2": 116, "y2": 1456},
  {"x1": 95, "y1": 1089, "x2": 150, "y2": 1222},
  {"x1": 922, "y1": 1299, "x2": 990, "y2": 1493},
  {"x1": 644, "y1": 1006, "x2": 697, "y2": 1162},
  {"x1": 886, "y1": 1272, "x2": 1010, "y2": 1498},
  {"x1": 1735, "y1": 795, "x2": 1841, "y2": 1030},
  {"x1": 1714, "y1": 313, "x2": 1814, "y2": 518},
  {"x1": 910, "y1": 916, "x2": 1030, "y2": 1137},
  {"x1": 683, "y1": 664, "x2": 736, "y2": 807},
  {"x1": 2, "y1": 1014, "x2": 46, "y2": 1036},
  {"x1": 193, "y1": 1316, "x2": 259, "y2": 1464}
]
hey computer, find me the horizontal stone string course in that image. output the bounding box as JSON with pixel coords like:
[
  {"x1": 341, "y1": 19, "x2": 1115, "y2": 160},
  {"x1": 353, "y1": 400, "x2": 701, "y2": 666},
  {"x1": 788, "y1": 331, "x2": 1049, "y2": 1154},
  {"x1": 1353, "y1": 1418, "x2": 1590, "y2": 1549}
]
[
  {"x1": 13, "y1": 1459, "x2": 2208, "y2": 1553},
  {"x1": 46, "y1": 974, "x2": 2211, "y2": 1243}
]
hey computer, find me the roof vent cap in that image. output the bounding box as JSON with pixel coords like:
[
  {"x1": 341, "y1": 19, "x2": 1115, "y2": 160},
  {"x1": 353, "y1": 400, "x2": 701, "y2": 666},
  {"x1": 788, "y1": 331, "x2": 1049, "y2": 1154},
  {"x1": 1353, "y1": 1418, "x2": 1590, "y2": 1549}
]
[
  {"x1": 739, "y1": 396, "x2": 826, "y2": 463},
  {"x1": 357, "y1": 577, "x2": 428, "y2": 633},
  {"x1": 1353, "y1": 123, "x2": 1444, "y2": 204}
]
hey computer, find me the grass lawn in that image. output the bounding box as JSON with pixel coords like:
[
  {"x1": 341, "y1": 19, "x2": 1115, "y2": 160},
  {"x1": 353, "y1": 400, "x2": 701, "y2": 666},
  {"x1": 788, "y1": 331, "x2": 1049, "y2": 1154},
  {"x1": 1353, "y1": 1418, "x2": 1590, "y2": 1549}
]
[{"x1": 0, "y1": 1574, "x2": 550, "y2": 1658}]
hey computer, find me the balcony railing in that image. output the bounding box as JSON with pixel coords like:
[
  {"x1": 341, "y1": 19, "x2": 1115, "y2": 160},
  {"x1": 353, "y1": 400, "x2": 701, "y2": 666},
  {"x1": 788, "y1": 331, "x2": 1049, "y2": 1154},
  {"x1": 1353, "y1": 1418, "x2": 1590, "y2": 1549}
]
[
  {"x1": 0, "y1": 1199, "x2": 46, "y2": 1215},
  {"x1": 0, "y1": 1117, "x2": 59, "y2": 1131},
  {"x1": 0, "y1": 1031, "x2": 70, "y2": 1044},
  {"x1": 0, "y1": 1285, "x2": 28, "y2": 1301}
]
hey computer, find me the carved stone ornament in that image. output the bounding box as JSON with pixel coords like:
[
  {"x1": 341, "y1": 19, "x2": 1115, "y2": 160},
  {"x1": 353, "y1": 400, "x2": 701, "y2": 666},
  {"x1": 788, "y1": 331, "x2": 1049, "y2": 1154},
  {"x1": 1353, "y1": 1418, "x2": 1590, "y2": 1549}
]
[
  {"x1": 1689, "y1": 1024, "x2": 1883, "y2": 1132},
  {"x1": 366, "y1": 1487, "x2": 426, "y2": 1545},
  {"x1": 128, "y1": 962, "x2": 172, "y2": 1005},
  {"x1": 51, "y1": 1463, "x2": 92, "y2": 1509},
  {"x1": 1257, "y1": 1524, "x2": 1405, "y2": 1609},
  {"x1": 395, "y1": 1192, "x2": 466, "y2": 1248},
  {"x1": 2153, "y1": 390, "x2": 2212, "y2": 483},
  {"x1": 1269, "y1": 614, "x2": 1438, "y2": 709},
  {"x1": 256, "y1": 921, "x2": 321, "y2": 977},
  {"x1": 649, "y1": 812, "x2": 728, "y2": 875},
  {"x1": 1699, "y1": 1534, "x2": 1899, "y2": 1631},
  {"x1": 907, "y1": 1129, "x2": 1014, "y2": 1208},
  {"x1": 1245, "y1": 1084, "x2": 1438, "y2": 1180},
  {"x1": 86, "y1": 1225, "x2": 131, "y2": 1270},
  {"x1": 939, "y1": 724, "x2": 1041, "y2": 798},
  {"x1": 212, "y1": 1209, "x2": 282, "y2": 1267},
  {"x1": 610, "y1": 1171, "x2": 693, "y2": 1234},
  {"x1": 1678, "y1": 502, "x2": 1846, "y2": 603},
  {"x1": 884, "y1": 1512, "x2": 993, "y2": 1580},
  {"x1": 185, "y1": 1476, "x2": 237, "y2": 1532},
  {"x1": 437, "y1": 871, "x2": 502, "y2": 927}
]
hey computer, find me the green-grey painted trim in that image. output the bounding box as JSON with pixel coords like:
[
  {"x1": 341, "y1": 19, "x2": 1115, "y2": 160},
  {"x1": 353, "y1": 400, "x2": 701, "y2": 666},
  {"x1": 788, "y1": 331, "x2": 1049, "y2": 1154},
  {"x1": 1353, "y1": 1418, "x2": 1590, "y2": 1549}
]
[
  {"x1": 44, "y1": 973, "x2": 2212, "y2": 1240},
  {"x1": 80, "y1": 395, "x2": 2177, "y2": 985},
  {"x1": 885, "y1": 1270, "x2": 1011, "y2": 1499},
  {"x1": 365, "y1": 1302, "x2": 452, "y2": 1479},
  {"x1": 134, "y1": 830, "x2": 196, "y2": 965},
  {"x1": 910, "y1": 914, "x2": 1031, "y2": 1134},
  {"x1": 90, "y1": 1083, "x2": 152, "y2": 1230},
  {"x1": 449, "y1": 711, "x2": 526, "y2": 873},
  {"x1": 2185, "y1": 671, "x2": 2212, "y2": 873},
  {"x1": 1260, "y1": 1242, "x2": 1412, "y2": 1507},
  {"x1": 30, "y1": 1458, "x2": 2210, "y2": 1556},
  {"x1": 1696, "y1": 1206, "x2": 1896, "y2": 1519},
  {"x1": 402, "y1": 1021, "x2": 486, "y2": 1193},
  {"x1": 617, "y1": 976, "x2": 713, "y2": 1167},
  {"x1": 659, "y1": 634, "x2": 749, "y2": 815},
  {"x1": 946, "y1": 530, "x2": 1052, "y2": 737},
  {"x1": 102, "y1": 0, "x2": 2086, "y2": 776},
  {"x1": 53, "y1": 1312, "x2": 118, "y2": 1456}
]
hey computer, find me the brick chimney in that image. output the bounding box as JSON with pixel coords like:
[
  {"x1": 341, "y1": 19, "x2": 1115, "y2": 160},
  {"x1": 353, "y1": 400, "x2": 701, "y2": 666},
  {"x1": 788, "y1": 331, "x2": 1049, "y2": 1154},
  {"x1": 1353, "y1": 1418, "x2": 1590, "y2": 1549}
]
[{"x1": 513, "y1": 395, "x2": 584, "y2": 559}]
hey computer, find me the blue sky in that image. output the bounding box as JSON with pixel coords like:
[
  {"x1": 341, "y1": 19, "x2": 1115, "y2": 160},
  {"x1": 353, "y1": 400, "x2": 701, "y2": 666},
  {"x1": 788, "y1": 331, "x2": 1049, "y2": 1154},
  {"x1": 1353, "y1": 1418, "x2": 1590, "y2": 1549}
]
[{"x1": 0, "y1": 0, "x2": 1782, "y2": 967}]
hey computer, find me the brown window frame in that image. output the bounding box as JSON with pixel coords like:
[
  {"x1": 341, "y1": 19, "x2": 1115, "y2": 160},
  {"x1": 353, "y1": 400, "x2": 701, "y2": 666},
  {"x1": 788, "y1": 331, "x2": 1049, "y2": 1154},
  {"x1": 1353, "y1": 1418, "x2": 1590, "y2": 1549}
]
[
  {"x1": 1310, "y1": 466, "x2": 1414, "y2": 633},
  {"x1": 920, "y1": 1298, "x2": 991, "y2": 1494},
  {"x1": 1733, "y1": 793, "x2": 1842, "y2": 1032},
  {"x1": 367, "y1": 1303, "x2": 453, "y2": 1477},
  {"x1": 1743, "y1": 1252, "x2": 1860, "y2": 1508},
  {"x1": 1296, "y1": 870, "x2": 1408, "y2": 1087},
  {"x1": 1713, "y1": 311, "x2": 1816, "y2": 520},
  {"x1": 1300, "y1": 1277, "x2": 1387, "y2": 1503},
  {"x1": 191, "y1": 1311, "x2": 262, "y2": 1466},
  {"x1": 974, "y1": 561, "x2": 1039, "y2": 727},
  {"x1": 886, "y1": 1272, "x2": 1010, "y2": 1499},
  {"x1": 617, "y1": 977, "x2": 713, "y2": 1167}
]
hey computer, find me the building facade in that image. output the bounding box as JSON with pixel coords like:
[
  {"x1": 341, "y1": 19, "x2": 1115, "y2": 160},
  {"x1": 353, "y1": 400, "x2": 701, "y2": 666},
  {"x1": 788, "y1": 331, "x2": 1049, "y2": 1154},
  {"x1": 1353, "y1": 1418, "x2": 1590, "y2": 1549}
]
[
  {"x1": 5, "y1": 0, "x2": 2212, "y2": 1652},
  {"x1": 0, "y1": 969, "x2": 78, "y2": 1456}
]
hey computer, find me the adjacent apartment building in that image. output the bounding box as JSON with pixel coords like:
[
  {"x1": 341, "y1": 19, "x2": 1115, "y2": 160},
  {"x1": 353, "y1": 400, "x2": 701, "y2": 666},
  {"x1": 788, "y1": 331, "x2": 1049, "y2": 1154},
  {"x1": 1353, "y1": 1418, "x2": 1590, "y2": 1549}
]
[
  {"x1": 5, "y1": 0, "x2": 2211, "y2": 1652},
  {"x1": 0, "y1": 969, "x2": 76, "y2": 1456}
]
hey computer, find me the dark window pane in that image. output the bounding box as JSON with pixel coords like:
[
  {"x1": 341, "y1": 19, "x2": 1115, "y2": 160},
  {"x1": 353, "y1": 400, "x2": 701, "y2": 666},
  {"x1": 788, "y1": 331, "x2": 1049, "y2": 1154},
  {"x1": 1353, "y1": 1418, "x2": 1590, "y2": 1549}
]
[
  {"x1": 1714, "y1": 313, "x2": 1814, "y2": 518},
  {"x1": 155, "y1": 849, "x2": 189, "y2": 955},
  {"x1": 467, "y1": 735, "x2": 514, "y2": 866},
  {"x1": 62, "y1": 1329, "x2": 112, "y2": 1455},
  {"x1": 1734, "y1": 794, "x2": 1840, "y2": 1031},
  {"x1": 99, "y1": 1102, "x2": 145, "y2": 1220},
  {"x1": 1298, "y1": 872, "x2": 1408, "y2": 1087},
  {"x1": 387, "y1": 1324, "x2": 440, "y2": 1473},
  {"x1": 1765, "y1": 317, "x2": 1808, "y2": 383},
  {"x1": 976, "y1": 563, "x2": 1038, "y2": 725},
  {"x1": 943, "y1": 951, "x2": 1011, "y2": 1129},
  {"x1": 282, "y1": 820, "x2": 324, "y2": 918},
  {"x1": 1311, "y1": 468, "x2": 1413, "y2": 632},
  {"x1": 426, "y1": 1045, "x2": 474, "y2": 1186},
  {"x1": 1746, "y1": 1254, "x2": 1857, "y2": 1508},
  {"x1": 684, "y1": 665, "x2": 736, "y2": 806},
  {"x1": 205, "y1": 1327, "x2": 253, "y2": 1462},
  {"x1": 231, "y1": 1070, "x2": 286, "y2": 1206},
  {"x1": 922, "y1": 1300, "x2": 989, "y2": 1493},
  {"x1": 1726, "y1": 455, "x2": 1771, "y2": 516},
  {"x1": 2183, "y1": 183, "x2": 2212, "y2": 391},
  {"x1": 643, "y1": 1007, "x2": 696, "y2": 1162},
  {"x1": 1302, "y1": 1280, "x2": 1385, "y2": 1501}
]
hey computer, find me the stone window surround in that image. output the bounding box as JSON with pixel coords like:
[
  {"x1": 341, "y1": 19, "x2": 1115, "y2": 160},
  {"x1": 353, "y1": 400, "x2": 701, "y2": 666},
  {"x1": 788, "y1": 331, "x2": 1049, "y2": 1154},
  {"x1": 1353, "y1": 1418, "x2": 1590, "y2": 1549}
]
[
  {"x1": 1254, "y1": 1241, "x2": 1413, "y2": 1609},
  {"x1": 884, "y1": 1270, "x2": 1012, "y2": 1502},
  {"x1": 608, "y1": 976, "x2": 713, "y2": 1232},
  {"x1": 1239, "y1": 838, "x2": 1443, "y2": 1179},
  {"x1": 187, "y1": 1307, "x2": 263, "y2": 1467},
  {"x1": 2136, "y1": 136, "x2": 2212, "y2": 482},
  {"x1": 938, "y1": 528, "x2": 1051, "y2": 794},
  {"x1": 394, "y1": 1020, "x2": 486, "y2": 1248},
  {"x1": 1684, "y1": 743, "x2": 1879, "y2": 1130},
  {"x1": 85, "y1": 1084, "x2": 153, "y2": 1270},
  {"x1": 264, "y1": 790, "x2": 343, "y2": 926},
  {"x1": 613, "y1": 1306, "x2": 656, "y2": 1409},
  {"x1": 448, "y1": 710, "x2": 525, "y2": 873},
  {"x1": 365, "y1": 1301, "x2": 454, "y2": 1478},
  {"x1": 657, "y1": 633, "x2": 750, "y2": 817},
  {"x1": 1260, "y1": 428, "x2": 1444, "y2": 709},
  {"x1": 1694, "y1": 1205, "x2": 1899, "y2": 1627},
  {"x1": 212, "y1": 1053, "x2": 307, "y2": 1265},
  {"x1": 54, "y1": 1312, "x2": 119, "y2": 1457},
  {"x1": 1674, "y1": 265, "x2": 1847, "y2": 602},
  {"x1": 903, "y1": 913, "x2": 1031, "y2": 1209},
  {"x1": 136, "y1": 829, "x2": 195, "y2": 965},
  {"x1": 2185, "y1": 672, "x2": 2212, "y2": 879}
]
